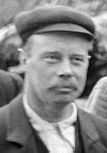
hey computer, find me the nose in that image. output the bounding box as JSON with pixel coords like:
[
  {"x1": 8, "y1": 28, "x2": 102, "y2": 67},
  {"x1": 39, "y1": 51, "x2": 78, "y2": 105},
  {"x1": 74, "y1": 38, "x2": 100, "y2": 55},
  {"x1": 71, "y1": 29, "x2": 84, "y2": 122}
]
[{"x1": 58, "y1": 59, "x2": 73, "y2": 79}]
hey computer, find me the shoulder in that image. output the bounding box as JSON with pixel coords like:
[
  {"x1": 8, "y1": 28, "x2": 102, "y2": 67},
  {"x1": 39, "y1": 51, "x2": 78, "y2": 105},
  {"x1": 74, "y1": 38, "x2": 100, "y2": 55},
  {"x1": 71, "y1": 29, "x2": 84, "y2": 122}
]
[
  {"x1": 0, "y1": 94, "x2": 22, "y2": 135},
  {"x1": 87, "y1": 77, "x2": 107, "y2": 118},
  {"x1": 78, "y1": 108, "x2": 107, "y2": 148},
  {"x1": 0, "y1": 70, "x2": 11, "y2": 81},
  {"x1": 9, "y1": 72, "x2": 23, "y2": 83},
  {"x1": 88, "y1": 77, "x2": 107, "y2": 105},
  {"x1": 9, "y1": 72, "x2": 23, "y2": 92},
  {"x1": 0, "y1": 70, "x2": 23, "y2": 84},
  {"x1": 79, "y1": 108, "x2": 107, "y2": 124},
  {"x1": 0, "y1": 104, "x2": 10, "y2": 139},
  {"x1": 78, "y1": 108, "x2": 107, "y2": 134},
  {"x1": 0, "y1": 100, "x2": 12, "y2": 126},
  {"x1": 0, "y1": 70, "x2": 23, "y2": 87}
]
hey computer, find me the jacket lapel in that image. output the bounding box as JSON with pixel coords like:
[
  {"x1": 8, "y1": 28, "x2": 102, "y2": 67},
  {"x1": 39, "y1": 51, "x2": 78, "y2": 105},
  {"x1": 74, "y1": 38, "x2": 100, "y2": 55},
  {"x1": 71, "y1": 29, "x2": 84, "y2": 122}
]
[
  {"x1": 77, "y1": 108, "x2": 107, "y2": 153},
  {"x1": 74, "y1": 120, "x2": 84, "y2": 153},
  {"x1": 6, "y1": 95, "x2": 40, "y2": 153}
]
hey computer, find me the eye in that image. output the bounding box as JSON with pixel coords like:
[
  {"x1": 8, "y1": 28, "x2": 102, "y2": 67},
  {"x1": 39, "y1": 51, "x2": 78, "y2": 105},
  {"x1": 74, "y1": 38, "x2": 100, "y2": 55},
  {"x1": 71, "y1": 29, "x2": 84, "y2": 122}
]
[
  {"x1": 70, "y1": 55, "x2": 90, "y2": 65},
  {"x1": 71, "y1": 56, "x2": 84, "y2": 63},
  {"x1": 43, "y1": 53, "x2": 61, "y2": 63},
  {"x1": 73, "y1": 57, "x2": 83, "y2": 61}
]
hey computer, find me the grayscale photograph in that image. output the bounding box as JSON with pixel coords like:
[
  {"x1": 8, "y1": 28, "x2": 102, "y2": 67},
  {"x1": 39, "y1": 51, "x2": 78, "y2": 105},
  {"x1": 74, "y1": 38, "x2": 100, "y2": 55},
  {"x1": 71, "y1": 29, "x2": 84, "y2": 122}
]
[{"x1": 0, "y1": 0, "x2": 107, "y2": 152}]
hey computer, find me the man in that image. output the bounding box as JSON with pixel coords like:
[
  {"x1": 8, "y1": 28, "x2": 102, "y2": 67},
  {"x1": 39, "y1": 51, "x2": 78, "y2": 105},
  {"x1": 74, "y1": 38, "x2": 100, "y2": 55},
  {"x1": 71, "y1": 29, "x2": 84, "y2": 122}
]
[
  {"x1": 0, "y1": 5, "x2": 107, "y2": 153},
  {"x1": 87, "y1": 76, "x2": 107, "y2": 118},
  {"x1": 0, "y1": 70, "x2": 23, "y2": 107}
]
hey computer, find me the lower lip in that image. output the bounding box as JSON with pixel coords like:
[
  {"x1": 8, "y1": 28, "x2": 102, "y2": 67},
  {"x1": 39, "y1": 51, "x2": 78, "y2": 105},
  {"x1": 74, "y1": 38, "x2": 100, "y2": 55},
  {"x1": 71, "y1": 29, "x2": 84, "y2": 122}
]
[{"x1": 57, "y1": 88, "x2": 71, "y2": 93}]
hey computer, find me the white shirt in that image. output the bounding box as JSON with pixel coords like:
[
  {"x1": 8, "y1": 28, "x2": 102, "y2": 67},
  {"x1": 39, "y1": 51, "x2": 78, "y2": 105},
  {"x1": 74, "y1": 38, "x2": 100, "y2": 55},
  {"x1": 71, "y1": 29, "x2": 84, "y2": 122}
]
[{"x1": 23, "y1": 95, "x2": 77, "y2": 153}]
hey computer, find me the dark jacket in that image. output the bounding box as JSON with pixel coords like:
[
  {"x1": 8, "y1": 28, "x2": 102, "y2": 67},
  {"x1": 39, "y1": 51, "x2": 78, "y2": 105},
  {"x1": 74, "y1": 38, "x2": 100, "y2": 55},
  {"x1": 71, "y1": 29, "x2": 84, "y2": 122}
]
[
  {"x1": 0, "y1": 70, "x2": 23, "y2": 107},
  {"x1": 0, "y1": 94, "x2": 107, "y2": 153}
]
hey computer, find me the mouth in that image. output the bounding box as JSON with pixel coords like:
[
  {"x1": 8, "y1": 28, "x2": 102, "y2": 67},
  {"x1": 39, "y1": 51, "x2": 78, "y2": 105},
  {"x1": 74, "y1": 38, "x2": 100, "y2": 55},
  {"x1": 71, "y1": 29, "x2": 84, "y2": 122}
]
[
  {"x1": 55, "y1": 86, "x2": 73, "y2": 93},
  {"x1": 49, "y1": 82, "x2": 77, "y2": 93}
]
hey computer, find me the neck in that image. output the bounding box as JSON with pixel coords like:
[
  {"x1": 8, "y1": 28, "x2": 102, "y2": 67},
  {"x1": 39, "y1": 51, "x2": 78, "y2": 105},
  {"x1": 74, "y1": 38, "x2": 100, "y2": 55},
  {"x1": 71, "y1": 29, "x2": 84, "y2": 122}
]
[{"x1": 29, "y1": 96, "x2": 73, "y2": 123}]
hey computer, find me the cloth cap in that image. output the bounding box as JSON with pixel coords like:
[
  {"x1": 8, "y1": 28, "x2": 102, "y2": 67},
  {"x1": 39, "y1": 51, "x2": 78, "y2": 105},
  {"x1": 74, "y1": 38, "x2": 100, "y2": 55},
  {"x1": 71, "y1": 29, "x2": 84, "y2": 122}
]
[{"x1": 14, "y1": 5, "x2": 95, "y2": 43}]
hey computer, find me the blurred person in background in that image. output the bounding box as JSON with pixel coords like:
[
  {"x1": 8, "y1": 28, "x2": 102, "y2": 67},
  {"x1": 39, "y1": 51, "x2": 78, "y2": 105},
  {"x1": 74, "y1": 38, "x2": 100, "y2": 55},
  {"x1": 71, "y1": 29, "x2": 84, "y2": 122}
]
[
  {"x1": 0, "y1": 69, "x2": 23, "y2": 107},
  {"x1": 84, "y1": 13, "x2": 107, "y2": 114},
  {"x1": 77, "y1": 12, "x2": 107, "y2": 111},
  {"x1": 0, "y1": 25, "x2": 23, "y2": 107},
  {"x1": 0, "y1": 24, "x2": 25, "y2": 79},
  {"x1": 87, "y1": 76, "x2": 107, "y2": 118},
  {"x1": 0, "y1": 5, "x2": 107, "y2": 153},
  {"x1": 79, "y1": 13, "x2": 107, "y2": 99}
]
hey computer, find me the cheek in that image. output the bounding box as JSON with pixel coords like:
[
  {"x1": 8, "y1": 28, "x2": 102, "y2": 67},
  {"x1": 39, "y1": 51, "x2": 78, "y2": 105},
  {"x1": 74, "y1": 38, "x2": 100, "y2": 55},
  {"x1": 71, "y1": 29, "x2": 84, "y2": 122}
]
[
  {"x1": 73, "y1": 67, "x2": 88, "y2": 97},
  {"x1": 28, "y1": 60, "x2": 54, "y2": 86},
  {"x1": 75, "y1": 65, "x2": 88, "y2": 85},
  {"x1": 80, "y1": 69, "x2": 88, "y2": 88}
]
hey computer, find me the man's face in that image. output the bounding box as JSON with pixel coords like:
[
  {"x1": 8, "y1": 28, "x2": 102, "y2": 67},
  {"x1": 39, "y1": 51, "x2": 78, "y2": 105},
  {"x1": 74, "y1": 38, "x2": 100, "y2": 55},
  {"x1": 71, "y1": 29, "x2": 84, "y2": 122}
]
[{"x1": 25, "y1": 32, "x2": 91, "y2": 105}]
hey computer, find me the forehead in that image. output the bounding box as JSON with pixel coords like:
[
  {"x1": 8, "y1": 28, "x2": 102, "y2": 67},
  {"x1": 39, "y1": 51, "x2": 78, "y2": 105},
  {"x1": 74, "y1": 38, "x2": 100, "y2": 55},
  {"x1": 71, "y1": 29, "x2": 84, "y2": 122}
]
[{"x1": 25, "y1": 32, "x2": 92, "y2": 54}]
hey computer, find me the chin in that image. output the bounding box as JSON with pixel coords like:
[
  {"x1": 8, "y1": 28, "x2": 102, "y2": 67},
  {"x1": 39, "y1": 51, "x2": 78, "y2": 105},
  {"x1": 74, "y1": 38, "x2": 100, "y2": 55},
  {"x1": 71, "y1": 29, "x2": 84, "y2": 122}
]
[{"x1": 53, "y1": 95, "x2": 75, "y2": 104}]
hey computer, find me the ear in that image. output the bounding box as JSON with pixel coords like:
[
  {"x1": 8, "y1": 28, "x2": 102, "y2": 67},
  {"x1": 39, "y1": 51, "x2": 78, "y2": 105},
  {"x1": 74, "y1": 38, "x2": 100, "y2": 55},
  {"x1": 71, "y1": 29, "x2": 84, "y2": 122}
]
[
  {"x1": 18, "y1": 48, "x2": 30, "y2": 65},
  {"x1": 17, "y1": 48, "x2": 32, "y2": 73},
  {"x1": 89, "y1": 40, "x2": 94, "y2": 51}
]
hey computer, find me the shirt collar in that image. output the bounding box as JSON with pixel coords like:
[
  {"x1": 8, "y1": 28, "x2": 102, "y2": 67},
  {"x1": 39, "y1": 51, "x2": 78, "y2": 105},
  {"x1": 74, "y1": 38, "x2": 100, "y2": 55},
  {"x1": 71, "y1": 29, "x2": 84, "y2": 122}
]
[{"x1": 23, "y1": 95, "x2": 77, "y2": 131}]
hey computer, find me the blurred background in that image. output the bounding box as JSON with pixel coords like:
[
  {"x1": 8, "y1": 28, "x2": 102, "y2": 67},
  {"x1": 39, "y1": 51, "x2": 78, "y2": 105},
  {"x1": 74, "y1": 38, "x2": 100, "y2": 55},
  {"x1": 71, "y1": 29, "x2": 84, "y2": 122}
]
[{"x1": 0, "y1": 0, "x2": 107, "y2": 100}]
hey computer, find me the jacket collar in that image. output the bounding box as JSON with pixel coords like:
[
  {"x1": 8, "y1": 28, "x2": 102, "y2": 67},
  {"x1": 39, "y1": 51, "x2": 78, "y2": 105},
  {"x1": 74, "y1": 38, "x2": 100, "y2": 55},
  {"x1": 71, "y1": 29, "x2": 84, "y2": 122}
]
[
  {"x1": 6, "y1": 94, "x2": 33, "y2": 145},
  {"x1": 78, "y1": 108, "x2": 99, "y2": 141},
  {"x1": 77, "y1": 108, "x2": 107, "y2": 153},
  {"x1": 6, "y1": 94, "x2": 49, "y2": 153}
]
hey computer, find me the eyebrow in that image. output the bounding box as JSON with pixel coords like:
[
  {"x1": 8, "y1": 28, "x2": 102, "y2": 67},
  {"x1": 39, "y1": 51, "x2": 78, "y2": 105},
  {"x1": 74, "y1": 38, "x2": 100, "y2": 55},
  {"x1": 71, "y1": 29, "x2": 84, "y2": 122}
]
[
  {"x1": 40, "y1": 51, "x2": 61, "y2": 58},
  {"x1": 70, "y1": 54, "x2": 91, "y2": 60},
  {"x1": 42, "y1": 51, "x2": 61, "y2": 55},
  {"x1": 71, "y1": 54, "x2": 86, "y2": 57}
]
